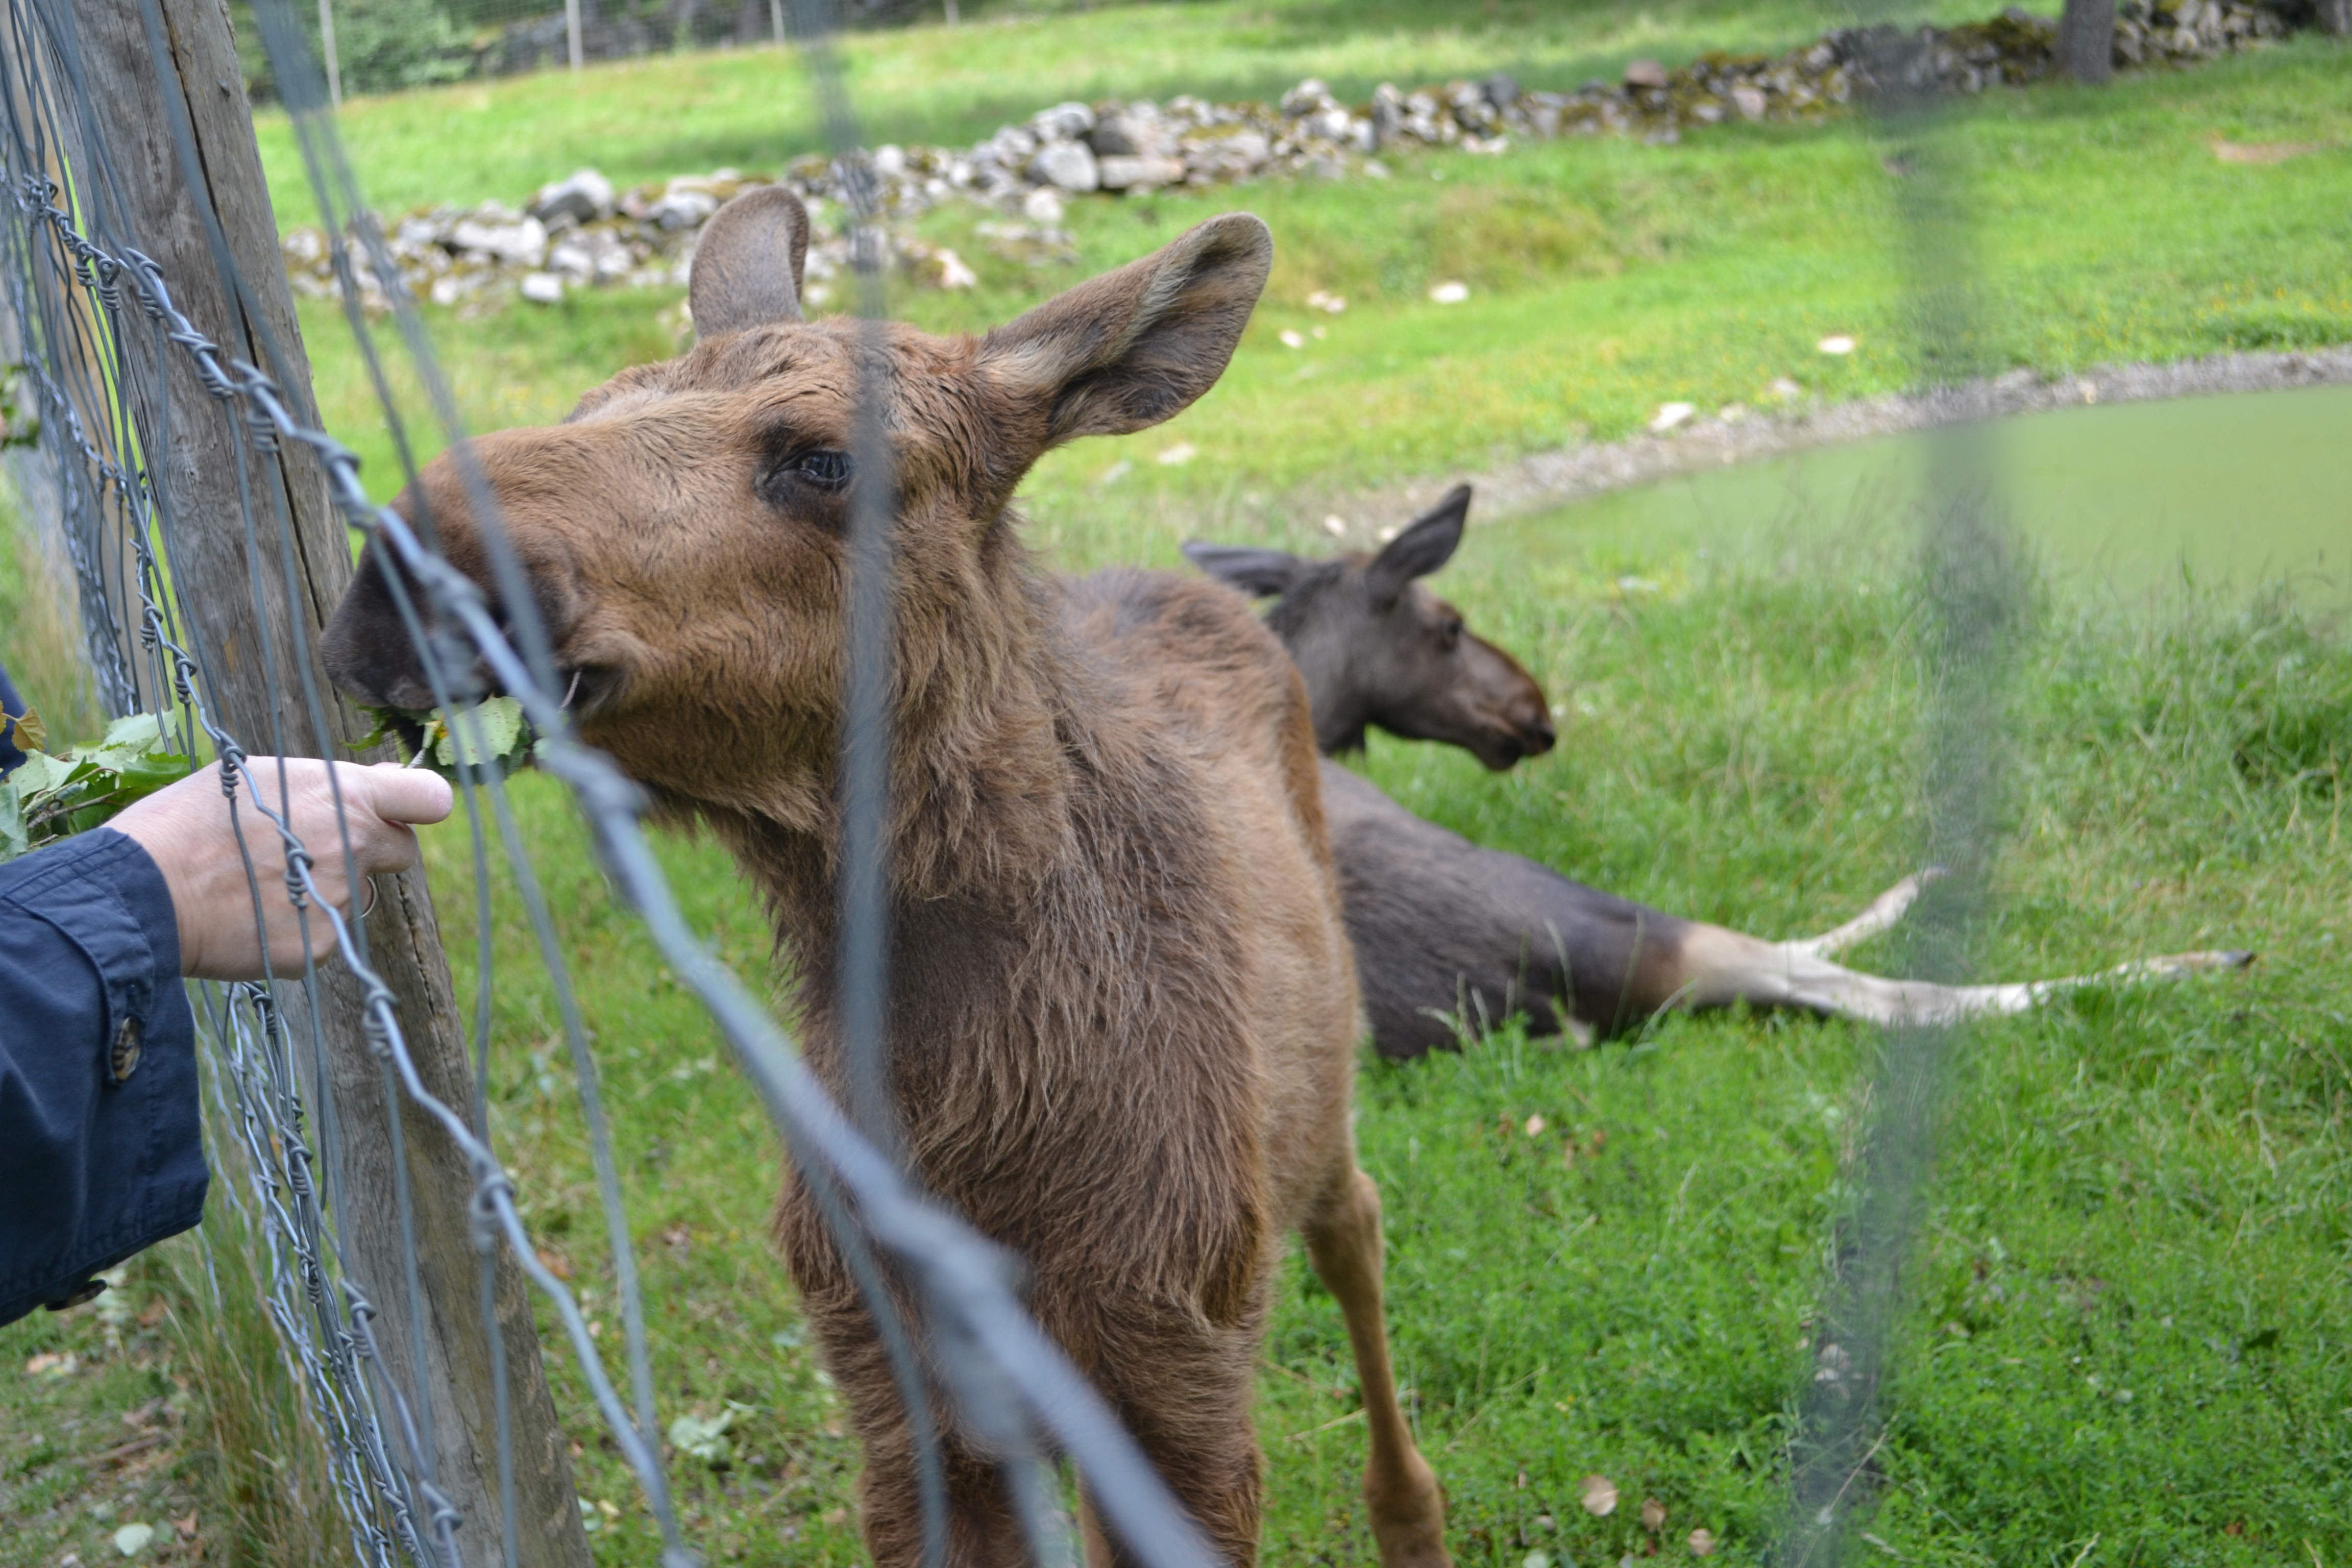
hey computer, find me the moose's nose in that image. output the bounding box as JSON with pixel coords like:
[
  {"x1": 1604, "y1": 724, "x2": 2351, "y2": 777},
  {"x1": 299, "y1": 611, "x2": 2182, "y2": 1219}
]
[{"x1": 1516, "y1": 705, "x2": 1557, "y2": 756}]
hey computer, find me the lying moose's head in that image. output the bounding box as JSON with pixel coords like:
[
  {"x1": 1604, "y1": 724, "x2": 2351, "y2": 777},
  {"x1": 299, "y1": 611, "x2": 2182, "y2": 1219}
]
[
  {"x1": 1183, "y1": 485, "x2": 1556, "y2": 771},
  {"x1": 323, "y1": 189, "x2": 1273, "y2": 836}
]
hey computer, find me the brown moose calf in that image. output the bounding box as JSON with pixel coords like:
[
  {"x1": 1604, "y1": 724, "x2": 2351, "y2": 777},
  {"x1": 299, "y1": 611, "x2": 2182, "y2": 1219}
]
[{"x1": 322, "y1": 190, "x2": 1448, "y2": 1567}]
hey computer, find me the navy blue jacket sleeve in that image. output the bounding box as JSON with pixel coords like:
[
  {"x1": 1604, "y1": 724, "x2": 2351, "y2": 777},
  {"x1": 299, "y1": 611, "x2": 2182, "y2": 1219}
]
[{"x1": 0, "y1": 828, "x2": 207, "y2": 1325}]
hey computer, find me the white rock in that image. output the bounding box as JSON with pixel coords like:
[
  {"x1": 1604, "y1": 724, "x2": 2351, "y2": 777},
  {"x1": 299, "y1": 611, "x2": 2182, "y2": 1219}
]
[
  {"x1": 872, "y1": 143, "x2": 907, "y2": 177},
  {"x1": 1096, "y1": 155, "x2": 1187, "y2": 191},
  {"x1": 548, "y1": 240, "x2": 595, "y2": 280},
  {"x1": 529, "y1": 167, "x2": 615, "y2": 225},
  {"x1": 648, "y1": 189, "x2": 719, "y2": 231},
  {"x1": 1026, "y1": 141, "x2": 1100, "y2": 192},
  {"x1": 449, "y1": 213, "x2": 548, "y2": 268},
  {"x1": 1650, "y1": 401, "x2": 1696, "y2": 433},
  {"x1": 1280, "y1": 328, "x2": 1306, "y2": 349},
  {"x1": 1280, "y1": 79, "x2": 1333, "y2": 116},
  {"x1": 1321, "y1": 513, "x2": 1349, "y2": 536},
  {"x1": 1731, "y1": 84, "x2": 1769, "y2": 120},
  {"x1": 1156, "y1": 441, "x2": 1197, "y2": 465},
  {"x1": 520, "y1": 272, "x2": 566, "y2": 304},
  {"x1": 1032, "y1": 101, "x2": 1096, "y2": 141},
  {"x1": 1307, "y1": 289, "x2": 1346, "y2": 313},
  {"x1": 1428, "y1": 280, "x2": 1470, "y2": 304},
  {"x1": 1021, "y1": 186, "x2": 1066, "y2": 224},
  {"x1": 933, "y1": 248, "x2": 978, "y2": 289},
  {"x1": 113, "y1": 1523, "x2": 156, "y2": 1557},
  {"x1": 1769, "y1": 376, "x2": 1803, "y2": 399},
  {"x1": 1817, "y1": 334, "x2": 1856, "y2": 355}
]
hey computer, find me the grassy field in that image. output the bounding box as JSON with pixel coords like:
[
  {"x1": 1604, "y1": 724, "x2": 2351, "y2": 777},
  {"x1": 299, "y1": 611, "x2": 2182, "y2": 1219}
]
[
  {"x1": 4, "y1": 2, "x2": 2351, "y2": 1563},
  {"x1": 11, "y1": 499, "x2": 2344, "y2": 1565},
  {"x1": 297, "y1": 31, "x2": 2352, "y2": 552},
  {"x1": 254, "y1": 0, "x2": 2014, "y2": 219}
]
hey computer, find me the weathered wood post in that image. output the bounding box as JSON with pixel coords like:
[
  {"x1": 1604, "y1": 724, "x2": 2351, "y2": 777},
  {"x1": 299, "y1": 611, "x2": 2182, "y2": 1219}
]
[{"x1": 72, "y1": 3, "x2": 594, "y2": 1562}]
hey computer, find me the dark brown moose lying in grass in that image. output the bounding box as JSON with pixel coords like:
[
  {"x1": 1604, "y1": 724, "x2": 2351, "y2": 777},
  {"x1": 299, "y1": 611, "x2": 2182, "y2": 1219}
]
[
  {"x1": 324, "y1": 190, "x2": 1451, "y2": 1567},
  {"x1": 1187, "y1": 484, "x2": 2253, "y2": 1060}
]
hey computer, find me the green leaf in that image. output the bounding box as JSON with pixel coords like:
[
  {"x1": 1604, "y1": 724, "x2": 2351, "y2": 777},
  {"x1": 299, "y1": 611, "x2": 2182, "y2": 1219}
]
[
  {"x1": 8, "y1": 749, "x2": 74, "y2": 798},
  {"x1": 99, "y1": 712, "x2": 163, "y2": 753},
  {"x1": 0, "y1": 780, "x2": 27, "y2": 864},
  {"x1": 433, "y1": 696, "x2": 527, "y2": 773},
  {"x1": 111, "y1": 752, "x2": 197, "y2": 804}
]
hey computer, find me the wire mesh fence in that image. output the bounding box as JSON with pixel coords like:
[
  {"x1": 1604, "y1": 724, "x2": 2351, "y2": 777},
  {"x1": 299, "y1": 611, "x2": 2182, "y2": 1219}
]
[{"x1": 1, "y1": 0, "x2": 2026, "y2": 1562}]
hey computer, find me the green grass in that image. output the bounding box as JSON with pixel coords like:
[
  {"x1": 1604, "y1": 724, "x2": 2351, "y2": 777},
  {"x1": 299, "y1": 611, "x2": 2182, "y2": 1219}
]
[
  {"x1": 256, "y1": 0, "x2": 2012, "y2": 222},
  {"x1": 300, "y1": 33, "x2": 2352, "y2": 550},
  {"x1": 7, "y1": 3, "x2": 2352, "y2": 1561},
  {"x1": 243, "y1": 514, "x2": 2348, "y2": 1565}
]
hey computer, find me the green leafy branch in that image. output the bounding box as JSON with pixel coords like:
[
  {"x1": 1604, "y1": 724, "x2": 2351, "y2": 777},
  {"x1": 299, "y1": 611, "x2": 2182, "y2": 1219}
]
[
  {"x1": 0, "y1": 711, "x2": 198, "y2": 865},
  {"x1": 354, "y1": 694, "x2": 539, "y2": 781}
]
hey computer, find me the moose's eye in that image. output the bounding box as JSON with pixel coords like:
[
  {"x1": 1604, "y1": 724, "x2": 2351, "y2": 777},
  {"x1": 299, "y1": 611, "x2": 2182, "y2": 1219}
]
[
  {"x1": 794, "y1": 449, "x2": 853, "y2": 490},
  {"x1": 1438, "y1": 618, "x2": 1464, "y2": 651}
]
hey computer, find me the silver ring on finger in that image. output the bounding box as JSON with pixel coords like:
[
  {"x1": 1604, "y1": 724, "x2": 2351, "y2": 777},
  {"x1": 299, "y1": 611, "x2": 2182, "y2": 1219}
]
[{"x1": 358, "y1": 875, "x2": 379, "y2": 921}]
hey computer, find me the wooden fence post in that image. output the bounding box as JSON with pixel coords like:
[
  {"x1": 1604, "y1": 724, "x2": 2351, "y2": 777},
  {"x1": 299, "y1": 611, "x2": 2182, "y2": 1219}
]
[{"x1": 72, "y1": 3, "x2": 594, "y2": 1563}]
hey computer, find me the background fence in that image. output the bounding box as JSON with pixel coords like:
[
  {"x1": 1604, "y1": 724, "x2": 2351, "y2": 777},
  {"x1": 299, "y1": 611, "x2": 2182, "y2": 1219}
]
[
  {"x1": 1, "y1": 0, "x2": 2021, "y2": 1562},
  {"x1": 237, "y1": 0, "x2": 962, "y2": 104}
]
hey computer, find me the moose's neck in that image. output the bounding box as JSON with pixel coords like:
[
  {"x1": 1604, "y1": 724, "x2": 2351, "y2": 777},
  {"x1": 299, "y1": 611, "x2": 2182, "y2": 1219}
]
[{"x1": 703, "y1": 556, "x2": 1092, "y2": 978}]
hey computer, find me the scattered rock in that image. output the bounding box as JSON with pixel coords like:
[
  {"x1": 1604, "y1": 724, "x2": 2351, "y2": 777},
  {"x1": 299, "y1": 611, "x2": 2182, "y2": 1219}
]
[
  {"x1": 281, "y1": 0, "x2": 2316, "y2": 315},
  {"x1": 519, "y1": 272, "x2": 565, "y2": 304},
  {"x1": 448, "y1": 210, "x2": 546, "y2": 267},
  {"x1": 1429, "y1": 280, "x2": 1471, "y2": 304},
  {"x1": 1096, "y1": 154, "x2": 1186, "y2": 191},
  {"x1": 1026, "y1": 141, "x2": 1101, "y2": 192},
  {"x1": 528, "y1": 166, "x2": 615, "y2": 226},
  {"x1": 647, "y1": 186, "x2": 719, "y2": 230},
  {"x1": 1651, "y1": 401, "x2": 1697, "y2": 432},
  {"x1": 1031, "y1": 100, "x2": 1097, "y2": 142}
]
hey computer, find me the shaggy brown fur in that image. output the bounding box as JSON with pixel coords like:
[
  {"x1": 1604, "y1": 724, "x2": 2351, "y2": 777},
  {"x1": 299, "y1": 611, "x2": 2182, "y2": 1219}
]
[
  {"x1": 322, "y1": 191, "x2": 1449, "y2": 1568},
  {"x1": 1186, "y1": 494, "x2": 2252, "y2": 1057}
]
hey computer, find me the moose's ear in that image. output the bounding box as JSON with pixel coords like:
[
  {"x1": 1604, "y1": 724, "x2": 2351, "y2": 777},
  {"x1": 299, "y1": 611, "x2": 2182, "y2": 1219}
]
[
  {"x1": 978, "y1": 213, "x2": 1272, "y2": 447},
  {"x1": 690, "y1": 186, "x2": 810, "y2": 339},
  {"x1": 1365, "y1": 483, "x2": 1472, "y2": 605},
  {"x1": 1182, "y1": 542, "x2": 1307, "y2": 598}
]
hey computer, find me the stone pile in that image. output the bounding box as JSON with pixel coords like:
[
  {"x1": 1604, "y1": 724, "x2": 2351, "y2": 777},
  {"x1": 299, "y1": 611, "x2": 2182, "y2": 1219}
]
[{"x1": 279, "y1": 0, "x2": 2309, "y2": 312}]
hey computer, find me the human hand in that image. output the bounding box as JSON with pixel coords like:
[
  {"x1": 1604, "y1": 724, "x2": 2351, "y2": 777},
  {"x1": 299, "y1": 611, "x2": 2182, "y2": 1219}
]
[{"x1": 112, "y1": 758, "x2": 454, "y2": 981}]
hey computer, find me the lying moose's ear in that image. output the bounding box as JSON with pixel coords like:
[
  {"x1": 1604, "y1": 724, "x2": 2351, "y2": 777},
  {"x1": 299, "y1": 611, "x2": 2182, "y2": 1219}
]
[
  {"x1": 1365, "y1": 483, "x2": 1472, "y2": 606},
  {"x1": 1182, "y1": 541, "x2": 1308, "y2": 598},
  {"x1": 978, "y1": 213, "x2": 1273, "y2": 448},
  {"x1": 690, "y1": 186, "x2": 810, "y2": 339}
]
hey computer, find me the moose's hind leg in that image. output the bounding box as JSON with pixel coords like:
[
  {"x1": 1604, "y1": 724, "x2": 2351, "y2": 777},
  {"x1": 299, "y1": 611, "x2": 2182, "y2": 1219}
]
[
  {"x1": 1780, "y1": 869, "x2": 1943, "y2": 959},
  {"x1": 1302, "y1": 1166, "x2": 1451, "y2": 1568}
]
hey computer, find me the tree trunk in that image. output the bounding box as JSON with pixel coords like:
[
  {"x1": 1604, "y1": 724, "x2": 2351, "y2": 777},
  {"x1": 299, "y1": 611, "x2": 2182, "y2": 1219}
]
[
  {"x1": 2059, "y1": 0, "x2": 2116, "y2": 82},
  {"x1": 2318, "y1": 0, "x2": 2352, "y2": 36},
  {"x1": 66, "y1": 3, "x2": 595, "y2": 1564}
]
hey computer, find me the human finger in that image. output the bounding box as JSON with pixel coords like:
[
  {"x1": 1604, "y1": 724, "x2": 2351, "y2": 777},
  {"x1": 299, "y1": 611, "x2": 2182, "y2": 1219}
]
[{"x1": 349, "y1": 762, "x2": 454, "y2": 827}]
